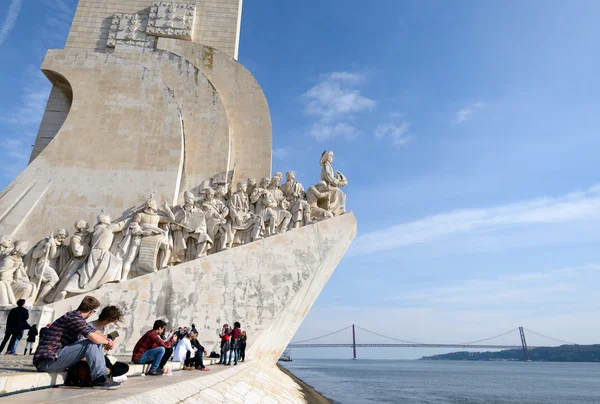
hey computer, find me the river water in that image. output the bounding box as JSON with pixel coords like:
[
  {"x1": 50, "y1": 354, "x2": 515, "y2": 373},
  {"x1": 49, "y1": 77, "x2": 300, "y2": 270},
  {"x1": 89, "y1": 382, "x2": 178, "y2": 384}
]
[{"x1": 281, "y1": 359, "x2": 600, "y2": 403}]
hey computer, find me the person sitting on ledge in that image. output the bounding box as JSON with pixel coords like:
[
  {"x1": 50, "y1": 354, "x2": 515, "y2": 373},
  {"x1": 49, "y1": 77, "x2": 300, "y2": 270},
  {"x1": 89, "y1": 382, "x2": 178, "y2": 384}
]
[
  {"x1": 33, "y1": 295, "x2": 120, "y2": 390},
  {"x1": 132, "y1": 319, "x2": 178, "y2": 376}
]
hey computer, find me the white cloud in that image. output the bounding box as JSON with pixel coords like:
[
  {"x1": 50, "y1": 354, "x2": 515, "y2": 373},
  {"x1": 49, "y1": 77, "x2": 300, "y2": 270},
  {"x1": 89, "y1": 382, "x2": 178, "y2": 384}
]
[
  {"x1": 374, "y1": 121, "x2": 411, "y2": 145},
  {"x1": 351, "y1": 185, "x2": 600, "y2": 256},
  {"x1": 272, "y1": 147, "x2": 289, "y2": 160},
  {"x1": 302, "y1": 71, "x2": 375, "y2": 141},
  {"x1": 393, "y1": 264, "x2": 600, "y2": 307},
  {"x1": 454, "y1": 101, "x2": 485, "y2": 124},
  {"x1": 0, "y1": 0, "x2": 23, "y2": 47}
]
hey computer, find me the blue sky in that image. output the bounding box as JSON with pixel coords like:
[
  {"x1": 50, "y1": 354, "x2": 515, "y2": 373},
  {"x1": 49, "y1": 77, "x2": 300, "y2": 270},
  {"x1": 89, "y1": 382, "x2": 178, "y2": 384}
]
[{"x1": 2, "y1": 0, "x2": 600, "y2": 359}]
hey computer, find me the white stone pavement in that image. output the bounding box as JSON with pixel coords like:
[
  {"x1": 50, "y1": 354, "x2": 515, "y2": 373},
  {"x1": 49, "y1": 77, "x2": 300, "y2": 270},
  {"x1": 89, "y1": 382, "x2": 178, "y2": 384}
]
[{"x1": 2, "y1": 360, "x2": 309, "y2": 403}]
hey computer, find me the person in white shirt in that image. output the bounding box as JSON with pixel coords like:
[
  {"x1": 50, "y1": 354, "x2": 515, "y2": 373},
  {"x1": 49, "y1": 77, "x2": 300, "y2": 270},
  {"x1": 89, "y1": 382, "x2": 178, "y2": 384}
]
[{"x1": 173, "y1": 331, "x2": 205, "y2": 370}]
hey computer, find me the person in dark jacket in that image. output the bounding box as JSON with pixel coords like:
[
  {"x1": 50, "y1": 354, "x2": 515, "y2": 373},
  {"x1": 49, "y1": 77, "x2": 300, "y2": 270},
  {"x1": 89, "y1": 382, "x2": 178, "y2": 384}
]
[
  {"x1": 25, "y1": 325, "x2": 38, "y2": 355},
  {"x1": 0, "y1": 299, "x2": 29, "y2": 354},
  {"x1": 191, "y1": 334, "x2": 208, "y2": 370},
  {"x1": 240, "y1": 330, "x2": 247, "y2": 362}
]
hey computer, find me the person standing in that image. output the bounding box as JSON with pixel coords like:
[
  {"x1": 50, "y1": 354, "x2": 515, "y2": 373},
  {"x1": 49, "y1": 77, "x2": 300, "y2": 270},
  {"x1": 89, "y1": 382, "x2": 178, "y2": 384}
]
[
  {"x1": 228, "y1": 322, "x2": 242, "y2": 365},
  {"x1": 33, "y1": 295, "x2": 119, "y2": 390},
  {"x1": 0, "y1": 299, "x2": 29, "y2": 354},
  {"x1": 131, "y1": 320, "x2": 177, "y2": 376},
  {"x1": 239, "y1": 330, "x2": 247, "y2": 362},
  {"x1": 218, "y1": 323, "x2": 230, "y2": 365},
  {"x1": 24, "y1": 325, "x2": 38, "y2": 355}
]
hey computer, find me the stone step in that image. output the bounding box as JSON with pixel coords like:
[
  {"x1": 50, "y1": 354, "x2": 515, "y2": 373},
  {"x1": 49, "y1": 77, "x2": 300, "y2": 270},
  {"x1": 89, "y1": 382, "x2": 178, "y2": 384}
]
[{"x1": 0, "y1": 356, "x2": 220, "y2": 397}]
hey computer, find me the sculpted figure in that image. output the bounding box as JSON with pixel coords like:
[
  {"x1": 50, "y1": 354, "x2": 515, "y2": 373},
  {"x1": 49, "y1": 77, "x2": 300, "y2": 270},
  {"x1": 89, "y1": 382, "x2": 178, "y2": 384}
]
[
  {"x1": 9, "y1": 241, "x2": 36, "y2": 302},
  {"x1": 201, "y1": 188, "x2": 232, "y2": 253},
  {"x1": 0, "y1": 241, "x2": 21, "y2": 305},
  {"x1": 320, "y1": 151, "x2": 347, "y2": 216},
  {"x1": 251, "y1": 178, "x2": 279, "y2": 237},
  {"x1": 170, "y1": 191, "x2": 212, "y2": 263},
  {"x1": 307, "y1": 181, "x2": 334, "y2": 223},
  {"x1": 0, "y1": 236, "x2": 14, "y2": 258},
  {"x1": 116, "y1": 194, "x2": 171, "y2": 280},
  {"x1": 215, "y1": 186, "x2": 229, "y2": 205},
  {"x1": 26, "y1": 229, "x2": 70, "y2": 304},
  {"x1": 281, "y1": 171, "x2": 311, "y2": 228},
  {"x1": 227, "y1": 181, "x2": 263, "y2": 246},
  {"x1": 55, "y1": 211, "x2": 127, "y2": 300},
  {"x1": 268, "y1": 172, "x2": 292, "y2": 233},
  {"x1": 46, "y1": 220, "x2": 91, "y2": 302},
  {"x1": 247, "y1": 178, "x2": 257, "y2": 213}
]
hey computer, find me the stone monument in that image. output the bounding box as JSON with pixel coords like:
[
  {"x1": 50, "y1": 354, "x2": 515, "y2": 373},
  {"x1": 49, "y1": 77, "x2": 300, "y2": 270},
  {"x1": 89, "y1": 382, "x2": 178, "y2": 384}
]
[{"x1": 0, "y1": 0, "x2": 356, "y2": 400}]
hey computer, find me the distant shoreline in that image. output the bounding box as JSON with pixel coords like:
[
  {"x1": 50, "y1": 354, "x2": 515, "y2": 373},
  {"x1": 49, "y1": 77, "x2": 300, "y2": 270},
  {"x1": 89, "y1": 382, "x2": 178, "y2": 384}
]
[
  {"x1": 420, "y1": 346, "x2": 600, "y2": 362},
  {"x1": 277, "y1": 363, "x2": 334, "y2": 404}
]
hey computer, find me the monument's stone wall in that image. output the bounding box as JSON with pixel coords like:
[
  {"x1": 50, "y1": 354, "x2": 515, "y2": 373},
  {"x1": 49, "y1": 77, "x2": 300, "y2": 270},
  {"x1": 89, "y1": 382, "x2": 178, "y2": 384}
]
[
  {"x1": 159, "y1": 38, "x2": 272, "y2": 185},
  {"x1": 65, "y1": 0, "x2": 242, "y2": 57},
  {"x1": 31, "y1": 0, "x2": 244, "y2": 164},
  {"x1": 1, "y1": 50, "x2": 186, "y2": 243},
  {"x1": 45, "y1": 213, "x2": 357, "y2": 361}
]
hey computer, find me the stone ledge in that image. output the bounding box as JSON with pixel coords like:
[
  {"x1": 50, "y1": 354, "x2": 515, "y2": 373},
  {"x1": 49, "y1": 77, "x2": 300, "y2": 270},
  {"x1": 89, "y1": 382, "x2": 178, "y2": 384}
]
[{"x1": 0, "y1": 357, "x2": 219, "y2": 396}]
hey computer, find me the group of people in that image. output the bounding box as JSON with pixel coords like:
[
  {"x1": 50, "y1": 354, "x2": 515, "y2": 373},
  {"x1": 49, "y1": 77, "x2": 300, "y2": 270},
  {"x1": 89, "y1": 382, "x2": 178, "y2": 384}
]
[
  {"x1": 0, "y1": 294, "x2": 249, "y2": 390},
  {"x1": 0, "y1": 151, "x2": 348, "y2": 307},
  {"x1": 0, "y1": 299, "x2": 44, "y2": 356},
  {"x1": 218, "y1": 322, "x2": 248, "y2": 366}
]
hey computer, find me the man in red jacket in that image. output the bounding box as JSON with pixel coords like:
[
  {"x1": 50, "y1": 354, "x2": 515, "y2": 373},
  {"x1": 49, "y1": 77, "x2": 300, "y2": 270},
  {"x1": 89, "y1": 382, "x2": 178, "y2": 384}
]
[{"x1": 132, "y1": 320, "x2": 177, "y2": 375}]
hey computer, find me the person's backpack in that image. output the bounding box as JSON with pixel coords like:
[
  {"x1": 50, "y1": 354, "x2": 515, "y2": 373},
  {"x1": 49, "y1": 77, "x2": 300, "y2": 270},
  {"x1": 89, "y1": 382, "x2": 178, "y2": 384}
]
[
  {"x1": 209, "y1": 351, "x2": 219, "y2": 358},
  {"x1": 64, "y1": 361, "x2": 93, "y2": 387}
]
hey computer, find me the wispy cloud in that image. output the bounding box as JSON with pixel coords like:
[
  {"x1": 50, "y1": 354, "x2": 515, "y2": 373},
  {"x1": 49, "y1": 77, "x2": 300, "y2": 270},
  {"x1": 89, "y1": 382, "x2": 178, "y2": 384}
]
[
  {"x1": 374, "y1": 121, "x2": 411, "y2": 145},
  {"x1": 454, "y1": 101, "x2": 485, "y2": 124},
  {"x1": 351, "y1": 185, "x2": 600, "y2": 256},
  {"x1": 393, "y1": 264, "x2": 600, "y2": 307},
  {"x1": 302, "y1": 71, "x2": 375, "y2": 141},
  {"x1": 0, "y1": 66, "x2": 52, "y2": 125},
  {"x1": 0, "y1": 0, "x2": 23, "y2": 47},
  {"x1": 272, "y1": 147, "x2": 289, "y2": 160}
]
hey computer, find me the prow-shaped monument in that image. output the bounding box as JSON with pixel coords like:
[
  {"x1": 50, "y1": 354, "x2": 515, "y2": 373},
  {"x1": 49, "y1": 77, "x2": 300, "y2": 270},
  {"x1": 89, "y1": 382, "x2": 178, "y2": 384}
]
[{"x1": 0, "y1": 1, "x2": 356, "y2": 401}]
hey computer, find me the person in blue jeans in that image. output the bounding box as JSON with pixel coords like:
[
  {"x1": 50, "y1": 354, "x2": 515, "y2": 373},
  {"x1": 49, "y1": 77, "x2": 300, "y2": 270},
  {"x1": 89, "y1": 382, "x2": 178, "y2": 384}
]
[
  {"x1": 132, "y1": 320, "x2": 178, "y2": 375},
  {"x1": 218, "y1": 323, "x2": 230, "y2": 365},
  {"x1": 228, "y1": 322, "x2": 242, "y2": 365}
]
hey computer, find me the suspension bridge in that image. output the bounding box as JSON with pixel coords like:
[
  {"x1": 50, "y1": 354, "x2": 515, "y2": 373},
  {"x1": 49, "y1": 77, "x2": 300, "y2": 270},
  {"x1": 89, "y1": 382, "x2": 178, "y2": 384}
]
[{"x1": 287, "y1": 325, "x2": 599, "y2": 360}]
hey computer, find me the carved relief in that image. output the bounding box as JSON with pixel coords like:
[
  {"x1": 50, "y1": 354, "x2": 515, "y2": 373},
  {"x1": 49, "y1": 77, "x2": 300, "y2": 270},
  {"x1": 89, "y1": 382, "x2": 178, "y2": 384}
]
[
  {"x1": 147, "y1": 1, "x2": 196, "y2": 40},
  {"x1": 107, "y1": 13, "x2": 155, "y2": 49},
  {"x1": 6, "y1": 151, "x2": 349, "y2": 304}
]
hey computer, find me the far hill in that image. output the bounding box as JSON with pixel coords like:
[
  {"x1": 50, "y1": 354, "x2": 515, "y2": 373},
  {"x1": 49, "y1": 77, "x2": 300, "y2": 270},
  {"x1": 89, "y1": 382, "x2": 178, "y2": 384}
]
[{"x1": 420, "y1": 346, "x2": 600, "y2": 362}]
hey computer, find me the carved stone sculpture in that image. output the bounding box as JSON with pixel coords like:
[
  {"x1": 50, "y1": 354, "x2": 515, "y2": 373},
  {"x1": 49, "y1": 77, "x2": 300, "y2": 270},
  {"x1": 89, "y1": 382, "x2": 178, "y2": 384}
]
[
  {"x1": 0, "y1": 235, "x2": 14, "y2": 258},
  {"x1": 55, "y1": 211, "x2": 127, "y2": 300},
  {"x1": 268, "y1": 173, "x2": 292, "y2": 234},
  {"x1": 9, "y1": 241, "x2": 36, "y2": 302},
  {"x1": 2, "y1": 150, "x2": 349, "y2": 302},
  {"x1": 281, "y1": 171, "x2": 311, "y2": 229},
  {"x1": 307, "y1": 181, "x2": 334, "y2": 223},
  {"x1": 247, "y1": 178, "x2": 257, "y2": 213},
  {"x1": 170, "y1": 191, "x2": 212, "y2": 263},
  {"x1": 320, "y1": 151, "x2": 347, "y2": 216},
  {"x1": 0, "y1": 243, "x2": 18, "y2": 305},
  {"x1": 227, "y1": 181, "x2": 263, "y2": 246},
  {"x1": 201, "y1": 188, "x2": 232, "y2": 253},
  {"x1": 26, "y1": 229, "x2": 70, "y2": 304},
  {"x1": 47, "y1": 220, "x2": 91, "y2": 302},
  {"x1": 251, "y1": 177, "x2": 279, "y2": 237},
  {"x1": 116, "y1": 195, "x2": 171, "y2": 280}
]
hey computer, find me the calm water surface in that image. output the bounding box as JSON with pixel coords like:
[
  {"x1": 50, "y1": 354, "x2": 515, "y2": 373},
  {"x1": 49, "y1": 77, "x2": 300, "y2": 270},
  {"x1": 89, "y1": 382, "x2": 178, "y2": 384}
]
[{"x1": 282, "y1": 359, "x2": 600, "y2": 403}]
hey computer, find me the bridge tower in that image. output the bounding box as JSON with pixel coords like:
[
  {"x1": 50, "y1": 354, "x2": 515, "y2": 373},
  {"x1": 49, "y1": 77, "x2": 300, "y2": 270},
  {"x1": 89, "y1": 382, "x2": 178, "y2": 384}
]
[
  {"x1": 352, "y1": 324, "x2": 357, "y2": 360},
  {"x1": 519, "y1": 326, "x2": 531, "y2": 361}
]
